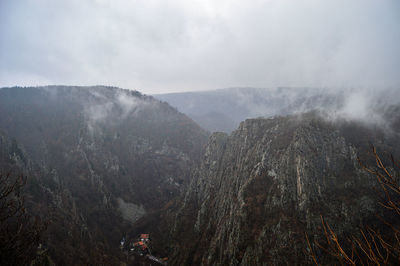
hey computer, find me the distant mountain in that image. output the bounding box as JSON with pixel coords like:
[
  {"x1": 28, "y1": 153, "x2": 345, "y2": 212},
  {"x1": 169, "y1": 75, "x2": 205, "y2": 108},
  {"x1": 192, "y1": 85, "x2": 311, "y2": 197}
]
[
  {"x1": 154, "y1": 87, "x2": 400, "y2": 133},
  {"x1": 0, "y1": 86, "x2": 208, "y2": 264}
]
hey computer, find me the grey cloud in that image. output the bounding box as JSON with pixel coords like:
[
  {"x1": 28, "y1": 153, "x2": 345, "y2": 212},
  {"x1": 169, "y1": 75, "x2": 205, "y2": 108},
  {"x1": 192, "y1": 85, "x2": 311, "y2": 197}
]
[{"x1": 0, "y1": 0, "x2": 399, "y2": 93}]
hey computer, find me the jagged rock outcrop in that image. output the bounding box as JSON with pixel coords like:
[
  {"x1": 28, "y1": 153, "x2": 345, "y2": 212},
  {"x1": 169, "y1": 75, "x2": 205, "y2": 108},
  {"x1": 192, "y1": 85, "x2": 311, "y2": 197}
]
[
  {"x1": 170, "y1": 113, "x2": 399, "y2": 265},
  {"x1": 0, "y1": 86, "x2": 208, "y2": 264}
]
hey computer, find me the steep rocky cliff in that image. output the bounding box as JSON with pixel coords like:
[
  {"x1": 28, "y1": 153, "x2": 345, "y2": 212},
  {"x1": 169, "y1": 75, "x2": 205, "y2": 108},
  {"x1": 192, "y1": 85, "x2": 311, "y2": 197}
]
[
  {"x1": 170, "y1": 112, "x2": 399, "y2": 265},
  {"x1": 0, "y1": 86, "x2": 208, "y2": 264}
]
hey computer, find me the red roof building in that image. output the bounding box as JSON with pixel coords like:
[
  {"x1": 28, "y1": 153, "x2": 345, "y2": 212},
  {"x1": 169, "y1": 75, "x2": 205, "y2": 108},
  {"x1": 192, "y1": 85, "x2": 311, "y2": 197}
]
[{"x1": 140, "y1": 234, "x2": 149, "y2": 239}]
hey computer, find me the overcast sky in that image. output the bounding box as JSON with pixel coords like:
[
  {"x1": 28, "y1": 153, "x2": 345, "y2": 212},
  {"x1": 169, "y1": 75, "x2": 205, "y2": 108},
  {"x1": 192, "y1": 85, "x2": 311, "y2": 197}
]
[{"x1": 0, "y1": 0, "x2": 399, "y2": 94}]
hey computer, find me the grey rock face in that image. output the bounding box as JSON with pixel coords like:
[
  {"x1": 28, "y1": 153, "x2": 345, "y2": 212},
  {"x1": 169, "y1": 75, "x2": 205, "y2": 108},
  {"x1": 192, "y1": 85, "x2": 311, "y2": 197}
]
[
  {"x1": 171, "y1": 113, "x2": 395, "y2": 265},
  {"x1": 117, "y1": 197, "x2": 146, "y2": 223}
]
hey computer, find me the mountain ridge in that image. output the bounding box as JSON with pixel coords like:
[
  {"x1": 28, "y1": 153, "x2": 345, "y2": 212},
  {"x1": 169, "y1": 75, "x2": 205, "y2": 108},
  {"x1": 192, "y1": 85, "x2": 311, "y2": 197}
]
[
  {"x1": 0, "y1": 85, "x2": 209, "y2": 264},
  {"x1": 2, "y1": 85, "x2": 400, "y2": 264},
  {"x1": 154, "y1": 87, "x2": 400, "y2": 133}
]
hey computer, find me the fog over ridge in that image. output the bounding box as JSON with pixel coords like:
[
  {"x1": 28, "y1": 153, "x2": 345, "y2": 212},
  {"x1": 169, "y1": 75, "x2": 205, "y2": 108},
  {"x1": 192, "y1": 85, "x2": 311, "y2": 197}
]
[{"x1": 155, "y1": 86, "x2": 400, "y2": 133}]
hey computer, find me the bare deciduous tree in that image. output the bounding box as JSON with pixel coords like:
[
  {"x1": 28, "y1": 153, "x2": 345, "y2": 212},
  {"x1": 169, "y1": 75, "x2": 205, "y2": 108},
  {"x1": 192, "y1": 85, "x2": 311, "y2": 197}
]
[{"x1": 306, "y1": 148, "x2": 400, "y2": 265}]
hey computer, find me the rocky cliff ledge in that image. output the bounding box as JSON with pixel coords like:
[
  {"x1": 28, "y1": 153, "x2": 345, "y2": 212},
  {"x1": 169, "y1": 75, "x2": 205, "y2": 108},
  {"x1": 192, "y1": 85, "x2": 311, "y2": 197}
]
[{"x1": 170, "y1": 113, "x2": 398, "y2": 265}]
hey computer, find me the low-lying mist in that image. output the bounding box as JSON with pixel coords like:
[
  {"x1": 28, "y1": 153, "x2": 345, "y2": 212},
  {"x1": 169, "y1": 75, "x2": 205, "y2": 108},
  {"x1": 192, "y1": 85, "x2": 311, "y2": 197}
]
[{"x1": 155, "y1": 87, "x2": 400, "y2": 133}]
